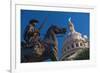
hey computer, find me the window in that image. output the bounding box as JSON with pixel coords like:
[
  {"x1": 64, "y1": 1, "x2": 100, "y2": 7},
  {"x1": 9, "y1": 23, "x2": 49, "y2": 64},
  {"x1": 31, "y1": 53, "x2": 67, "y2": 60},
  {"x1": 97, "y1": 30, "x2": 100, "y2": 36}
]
[
  {"x1": 67, "y1": 46, "x2": 70, "y2": 49},
  {"x1": 80, "y1": 43, "x2": 83, "y2": 46},
  {"x1": 71, "y1": 44, "x2": 74, "y2": 48},
  {"x1": 64, "y1": 49, "x2": 66, "y2": 52},
  {"x1": 76, "y1": 43, "x2": 79, "y2": 47}
]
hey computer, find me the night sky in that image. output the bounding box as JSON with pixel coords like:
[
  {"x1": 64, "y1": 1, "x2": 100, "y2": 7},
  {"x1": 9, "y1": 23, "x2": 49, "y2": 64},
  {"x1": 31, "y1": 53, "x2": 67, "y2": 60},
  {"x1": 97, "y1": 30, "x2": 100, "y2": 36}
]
[{"x1": 21, "y1": 10, "x2": 90, "y2": 59}]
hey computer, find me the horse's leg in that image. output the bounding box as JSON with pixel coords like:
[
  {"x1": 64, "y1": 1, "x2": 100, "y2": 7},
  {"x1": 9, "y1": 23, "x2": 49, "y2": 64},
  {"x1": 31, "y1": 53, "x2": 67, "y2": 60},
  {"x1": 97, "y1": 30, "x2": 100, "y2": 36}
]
[
  {"x1": 50, "y1": 43, "x2": 58, "y2": 61},
  {"x1": 50, "y1": 53, "x2": 57, "y2": 61},
  {"x1": 53, "y1": 46, "x2": 58, "y2": 59},
  {"x1": 53, "y1": 41, "x2": 58, "y2": 60}
]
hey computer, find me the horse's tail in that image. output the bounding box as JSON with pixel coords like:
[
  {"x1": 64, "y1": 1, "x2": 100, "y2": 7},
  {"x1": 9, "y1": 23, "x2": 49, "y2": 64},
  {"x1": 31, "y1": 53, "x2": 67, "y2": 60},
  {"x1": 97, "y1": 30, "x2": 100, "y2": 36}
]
[{"x1": 49, "y1": 44, "x2": 58, "y2": 61}]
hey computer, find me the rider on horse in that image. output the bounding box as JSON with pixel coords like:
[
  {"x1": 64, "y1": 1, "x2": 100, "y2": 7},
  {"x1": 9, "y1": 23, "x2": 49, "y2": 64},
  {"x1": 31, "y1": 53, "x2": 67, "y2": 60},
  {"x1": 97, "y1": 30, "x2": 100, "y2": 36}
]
[{"x1": 24, "y1": 19, "x2": 41, "y2": 48}]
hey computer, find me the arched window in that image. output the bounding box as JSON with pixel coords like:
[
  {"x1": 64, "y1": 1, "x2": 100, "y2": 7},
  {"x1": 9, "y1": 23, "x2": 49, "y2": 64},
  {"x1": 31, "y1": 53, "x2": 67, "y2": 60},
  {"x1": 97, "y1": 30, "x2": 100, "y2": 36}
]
[
  {"x1": 64, "y1": 49, "x2": 66, "y2": 52},
  {"x1": 71, "y1": 44, "x2": 74, "y2": 48},
  {"x1": 80, "y1": 43, "x2": 83, "y2": 46},
  {"x1": 76, "y1": 43, "x2": 79, "y2": 47},
  {"x1": 67, "y1": 46, "x2": 70, "y2": 49}
]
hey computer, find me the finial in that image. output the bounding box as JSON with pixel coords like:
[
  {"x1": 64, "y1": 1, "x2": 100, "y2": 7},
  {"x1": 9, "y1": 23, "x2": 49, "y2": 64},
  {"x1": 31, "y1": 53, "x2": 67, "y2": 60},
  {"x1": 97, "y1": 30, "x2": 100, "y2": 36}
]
[{"x1": 68, "y1": 17, "x2": 71, "y2": 22}]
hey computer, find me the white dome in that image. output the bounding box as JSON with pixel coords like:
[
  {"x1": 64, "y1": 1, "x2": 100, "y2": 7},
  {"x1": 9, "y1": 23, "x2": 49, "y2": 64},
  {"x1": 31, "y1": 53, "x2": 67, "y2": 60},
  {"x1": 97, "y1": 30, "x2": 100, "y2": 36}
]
[
  {"x1": 60, "y1": 17, "x2": 89, "y2": 61},
  {"x1": 65, "y1": 31, "x2": 83, "y2": 42}
]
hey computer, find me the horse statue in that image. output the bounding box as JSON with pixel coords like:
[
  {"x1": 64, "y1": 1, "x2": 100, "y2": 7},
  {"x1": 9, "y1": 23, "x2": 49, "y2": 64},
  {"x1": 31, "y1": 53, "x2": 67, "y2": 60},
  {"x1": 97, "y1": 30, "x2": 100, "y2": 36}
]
[{"x1": 21, "y1": 25, "x2": 66, "y2": 62}]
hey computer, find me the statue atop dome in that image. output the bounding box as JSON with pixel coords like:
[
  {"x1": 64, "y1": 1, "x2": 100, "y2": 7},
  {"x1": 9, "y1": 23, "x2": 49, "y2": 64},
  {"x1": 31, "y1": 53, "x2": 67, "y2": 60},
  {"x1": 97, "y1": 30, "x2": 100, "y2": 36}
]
[{"x1": 68, "y1": 17, "x2": 75, "y2": 32}]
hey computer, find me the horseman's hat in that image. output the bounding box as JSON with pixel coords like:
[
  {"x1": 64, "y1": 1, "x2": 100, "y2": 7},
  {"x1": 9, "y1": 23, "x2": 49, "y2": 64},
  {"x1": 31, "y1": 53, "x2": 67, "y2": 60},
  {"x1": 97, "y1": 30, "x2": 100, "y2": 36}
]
[{"x1": 29, "y1": 19, "x2": 39, "y2": 25}]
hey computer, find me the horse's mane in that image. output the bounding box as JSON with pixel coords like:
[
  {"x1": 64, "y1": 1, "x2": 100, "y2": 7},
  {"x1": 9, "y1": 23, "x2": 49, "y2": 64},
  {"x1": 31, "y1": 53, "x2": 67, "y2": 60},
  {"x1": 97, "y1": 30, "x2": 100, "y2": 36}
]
[{"x1": 44, "y1": 25, "x2": 57, "y2": 39}]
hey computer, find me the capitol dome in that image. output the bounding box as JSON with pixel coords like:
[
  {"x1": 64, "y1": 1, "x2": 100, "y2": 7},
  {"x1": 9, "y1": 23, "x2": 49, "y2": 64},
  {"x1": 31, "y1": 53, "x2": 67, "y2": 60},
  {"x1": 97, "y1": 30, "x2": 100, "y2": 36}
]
[{"x1": 60, "y1": 17, "x2": 89, "y2": 61}]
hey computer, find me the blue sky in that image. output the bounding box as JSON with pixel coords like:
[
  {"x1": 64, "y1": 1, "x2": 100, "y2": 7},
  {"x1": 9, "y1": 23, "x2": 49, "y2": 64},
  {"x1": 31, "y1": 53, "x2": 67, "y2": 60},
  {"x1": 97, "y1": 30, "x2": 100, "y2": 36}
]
[{"x1": 21, "y1": 10, "x2": 90, "y2": 59}]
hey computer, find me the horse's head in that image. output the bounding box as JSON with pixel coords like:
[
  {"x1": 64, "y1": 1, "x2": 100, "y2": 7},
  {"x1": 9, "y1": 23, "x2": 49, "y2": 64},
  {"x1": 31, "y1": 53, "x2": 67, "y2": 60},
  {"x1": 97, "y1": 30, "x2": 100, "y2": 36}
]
[{"x1": 49, "y1": 25, "x2": 66, "y2": 34}]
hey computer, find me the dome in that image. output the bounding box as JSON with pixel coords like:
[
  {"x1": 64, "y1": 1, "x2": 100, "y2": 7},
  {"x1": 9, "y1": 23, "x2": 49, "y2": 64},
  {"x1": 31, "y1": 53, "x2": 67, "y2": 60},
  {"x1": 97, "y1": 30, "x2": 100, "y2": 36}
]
[
  {"x1": 63, "y1": 31, "x2": 85, "y2": 47},
  {"x1": 67, "y1": 31, "x2": 82, "y2": 41},
  {"x1": 60, "y1": 17, "x2": 89, "y2": 61}
]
